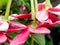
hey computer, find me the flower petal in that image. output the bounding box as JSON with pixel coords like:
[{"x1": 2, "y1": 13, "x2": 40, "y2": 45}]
[
  {"x1": 11, "y1": 14, "x2": 31, "y2": 19},
  {"x1": 7, "y1": 22, "x2": 27, "y2": 33},
  {"x1": 38, "y1": 3, "x2": 45, "y2": 11},
  {"x1": 0, "y1": 33, "x2": 7, "y2": 43},
  {"x1": 10, "y1": 30, "x2": 30, "y2": 45},
  {"x1": 9, "y1": 16, "x2": 17, "y2": 20},
  {"x1": 38, "y1": 21, "x2": 60, "y2": 28},
  {"x1": 29, "y1": 27, "x2": 50, "y2": 34},
  {"x1": 0, "y1": 21, "x2": 9, "y2": 31},
  {"x1": 55, "y1": 4, "x2": 60, "y2": 8},
  {"x1": 52, "y1": 21, "x2": 60, "y2": 26},
  {"x1": 48, "y1": 13, "x2": 59, "y2": 22},
  {"x1": 48, "y1": 8, "x2": 60, "y2": 16},
  {"x1": 36, "y1": 11, "x2": 48, "y2": 22},
  {"x1": 37, "y1": 22, "x2": 53, "y2": 28}
]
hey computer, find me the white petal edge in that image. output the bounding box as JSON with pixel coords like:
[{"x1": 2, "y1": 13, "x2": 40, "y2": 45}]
[{"x1": 0, "y1": 21, "x2": 9, "y2": 31}]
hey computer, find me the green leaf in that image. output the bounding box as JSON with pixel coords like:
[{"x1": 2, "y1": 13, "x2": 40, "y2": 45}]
[
  {"x1": 0, "y1": 0, "x2": 8, "y2": 8},
  {"x1": 34, "y1": 34, "x2": 45, "y2": 45},
  {"x1": 0, "y1": 10, "x2": 2, "y2": 12},
  {"x1": 4, "y1": 42, "x2": 9, "y2": 45},
  {"x1": 7, "y1": 33, "x2": 17, "y2": 38},
  {"x1": 46, "y1": 40, "x2": 52, "y2": 45}
]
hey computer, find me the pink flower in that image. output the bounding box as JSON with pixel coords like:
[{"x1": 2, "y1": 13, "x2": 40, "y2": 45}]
[
  {"x1": 9, "y1": 3, "x2": 60, "y2": 45},
  {"x1": 0, "y1": 32, "x2": 7, "y2": 43},
  {"x1": 10, "y1": 25, "x2": 50, "y2": 45},
  {"x1": 0, "y1": 16, "x2": 27, "y2": 44},
  {"x1": 11, "y1": 3, "x2": 60, "y2": 28},
  {"x1": 10, "y1": 30, "x2": 30, "y2": 45},
  {"x1": 36, "y1": 3, "x2": 60, "y2": 28},
  {"x1": 48, "y1": 8, "x2": 60, "y2": 16}
]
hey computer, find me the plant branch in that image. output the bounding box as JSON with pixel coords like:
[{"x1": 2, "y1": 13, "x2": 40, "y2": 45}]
[
  {"x1": 31, "y1": 33, "x2": 34, "y2": 45},
  {"x1": 4, "y1": 0, "x2": 12, "y2": 21},
  {"x1": 47, "y1": 35, "x2": 54, "y2": 45},
  {"x1": 34, "y1": 0, "x2": 38, "y2": 13}
]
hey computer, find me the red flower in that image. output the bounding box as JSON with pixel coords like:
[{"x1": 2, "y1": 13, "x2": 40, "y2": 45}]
[
  {"x1": 48, "y1": 8, "x2": 60, "y2": 16},
  {"x1": 11, "y1": 3, "x2": 60, "y2": 28},
  {"x1": 36, "y1": 3, "x2": 60, "y2": 28},
  {"x1": 10, "y1": 25, "x2": 50, "y2": 45},
  {"x1": 10, "y1": 30, "x2": 30, "y2": 45},
  {"x1": 10, "y1": 14, "x2": 31, "y2": 19},
  {"x1": 0, "y1": 16, "x2": 27, "y2": 44},
  {"x1": 9, "y1": 3, "x2": 60, "y2": 45}
]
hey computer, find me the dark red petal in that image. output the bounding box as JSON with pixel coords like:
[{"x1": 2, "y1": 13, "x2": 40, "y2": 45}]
[
  {"x1": 36, "y1": 11, "x2": 48, "y2": 22},
  {"x1": 10, "y1": 30, "x2": 30, "y2": 45},
  {"x1": 28, "y1": 27, "x2": 50, "y2": 34},
  {"x1": 47, "y1": 21, "x2": 60, "y2": 27},
  {"x1": 37, "y1": 22, "x2": 52, "y2": 28},
  {"x1": 7, "y1": 22, "x2": 27, "y2": 33},
  {"x1": 0, "y1": 33, "x2": 7, "y2": 43},
  {"x1": 38, "y1": 3, "x2": 45, "y2": 11},
  {"x1": 12, "y1": 14, "x2": 31, "y2": 19},
  {"x1": 52, "y1": 21, "x2": 60, "y2": 26},
  {"x1": 48, "y1": 8, "x2": 60, "y2": 16},
  {"x1": 48, "y1": 13, "x2": 59, "y2": 22},
  {"x1": 38, "y1": 21, "x2": 60, "y2": 28},
  {"x1": 48, "y1": 8, "x2": 60, "y2": 12}
]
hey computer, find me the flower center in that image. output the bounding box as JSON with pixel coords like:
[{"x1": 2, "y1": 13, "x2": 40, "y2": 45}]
[{"x1": 0, "y1": 21, "x2": 9, "y2": 31}]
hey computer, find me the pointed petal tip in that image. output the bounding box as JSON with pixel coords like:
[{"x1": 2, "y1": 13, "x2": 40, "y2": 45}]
[
  {"x1": 29, "y1": 27, "x2": 50, "y2": 34},
  {"x1": 0, "y1": 34, "x2": 7, "y2": 44},
  {"x1": 48, "y1": 8, "x2": 60, "y2": 16},
  {"x1": 11, "y1": 14, "x2": 31, "y2": 19}
]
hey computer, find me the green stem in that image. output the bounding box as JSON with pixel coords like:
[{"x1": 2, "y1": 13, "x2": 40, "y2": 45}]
[
  {"x1": 47, "y1": 35, "x2": 54, "y2": 45},
  {"x1": 31, "y1": 33, "x2": 34, "y2": 45},
  {"x1": 34, "y1": 0, "x2": 38, "y2": 13},
  {"x1": 4, "y1": 0, "x2": 12, "y2": 21},
  {"x1": 45, "y1": 0, "x2": 52, "y2": 10},
  {"x1": 30, "y1": 0, "x2": 35, "y2": 20},
  {"x1": 30, "y1": 0, "x2": 37, "y2": 27},
  {"x1": 30, "y1": 0, "x2": 38, "y2": 44}
]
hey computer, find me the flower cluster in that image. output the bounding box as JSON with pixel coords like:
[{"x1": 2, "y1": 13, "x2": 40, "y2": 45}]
[{"x1": 0, "y1": 1, "x2": 60, "y2": 45}]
